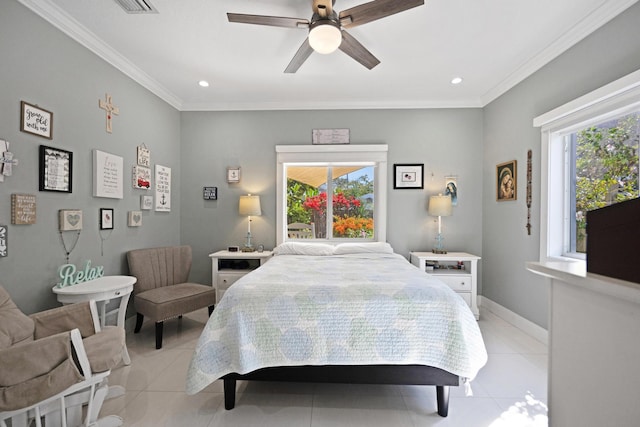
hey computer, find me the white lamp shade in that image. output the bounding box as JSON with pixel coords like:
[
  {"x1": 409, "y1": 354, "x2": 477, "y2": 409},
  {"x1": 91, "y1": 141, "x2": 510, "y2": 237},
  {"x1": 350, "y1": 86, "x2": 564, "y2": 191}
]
[
  {"x1": 239, "y1": 195, "x2": 261, "y2": 216},
  {"x1": 428, "y1": 194, "x2": 453, "y2": 217},
  {"x1": 308, "y1": 23, "x2": 342, "y2": 54}
]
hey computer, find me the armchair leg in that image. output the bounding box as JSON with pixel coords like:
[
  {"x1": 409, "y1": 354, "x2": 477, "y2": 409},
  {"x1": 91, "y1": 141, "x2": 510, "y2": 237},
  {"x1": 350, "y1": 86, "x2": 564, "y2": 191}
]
[
  {"x1": 155, "y1": 321, "x2": 163, "y2": 349},
  {"x1": 208, "y1": 305, "x2": 214, "y2": 316},
  {"x1": 134, "y1": 313, "x2": 144, "y2": 333}
]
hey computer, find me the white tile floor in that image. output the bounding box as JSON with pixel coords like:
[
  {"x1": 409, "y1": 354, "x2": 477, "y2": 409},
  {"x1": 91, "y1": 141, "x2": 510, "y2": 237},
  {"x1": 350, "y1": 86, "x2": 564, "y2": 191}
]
[{"x1": 103, "y1": 308, "x2": 548, "y2": 427}]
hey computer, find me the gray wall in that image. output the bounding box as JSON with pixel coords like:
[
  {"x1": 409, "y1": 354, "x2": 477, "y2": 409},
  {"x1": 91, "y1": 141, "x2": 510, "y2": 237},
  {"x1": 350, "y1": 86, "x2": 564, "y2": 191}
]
[
  {"x1": 0, "y1": 1, "x2": 181, "y2": 313},
  {"x1": 180, "y1": 109, "x2": 484, "y2": 286},
  {"x1": 3, "y1": 0, "x2": 640, "y2": 332},
  {"x1": 482, "y1": 2, "x2": 640, "y2": 328}
]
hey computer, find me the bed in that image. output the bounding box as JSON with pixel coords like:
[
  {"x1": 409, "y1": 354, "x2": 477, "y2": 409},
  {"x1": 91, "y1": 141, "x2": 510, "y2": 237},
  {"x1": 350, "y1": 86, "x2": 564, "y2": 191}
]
[{"x1": 186, "y1": 242, "x2": 487, "y2": 417}]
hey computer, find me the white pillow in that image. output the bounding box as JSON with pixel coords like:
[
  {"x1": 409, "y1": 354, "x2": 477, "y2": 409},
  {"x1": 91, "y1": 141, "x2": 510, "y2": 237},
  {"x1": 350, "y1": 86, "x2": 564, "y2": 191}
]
[
  {"x1": 333, "y1": 242, "x2": 394, "y2": 255},
  {"x1": 273, "y1": 242, "x2": 335, "y2": 256}
]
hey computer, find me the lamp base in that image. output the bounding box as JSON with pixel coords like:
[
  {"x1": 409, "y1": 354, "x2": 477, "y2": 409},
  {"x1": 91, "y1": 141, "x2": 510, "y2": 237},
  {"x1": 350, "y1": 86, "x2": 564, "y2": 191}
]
[{"x1": 432, "y1": 233, "x2": 447, "y2": 254}]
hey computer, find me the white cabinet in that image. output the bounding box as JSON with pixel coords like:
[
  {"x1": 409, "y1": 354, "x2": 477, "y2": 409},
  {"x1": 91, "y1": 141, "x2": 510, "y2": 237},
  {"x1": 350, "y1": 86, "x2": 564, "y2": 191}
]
[
  {"x1": 209, "y1": 250, "x2": 272, "y2": 303},
  {"x1": 410, "y1": 252, "x2": 480, "y2": 320}
]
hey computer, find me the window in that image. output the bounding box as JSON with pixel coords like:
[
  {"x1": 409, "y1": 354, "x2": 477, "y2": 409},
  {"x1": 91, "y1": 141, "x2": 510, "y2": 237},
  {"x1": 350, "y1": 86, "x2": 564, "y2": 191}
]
[
  {"x1": 276, "y1": 145, "x2": 387, "y2": 245},
  {"x1": 567, "y1": 113, "x2": 639, "y2": 254},
  {"x1": 535, "y1": 70, "x2": 640, "y2": 262}
]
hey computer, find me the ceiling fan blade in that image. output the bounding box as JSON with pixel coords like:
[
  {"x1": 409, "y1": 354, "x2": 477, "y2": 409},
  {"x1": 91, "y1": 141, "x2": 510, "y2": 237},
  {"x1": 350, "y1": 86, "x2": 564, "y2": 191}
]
[
  {"x1": 227, "y1": 13, "x2": 309, "y2": 29},
  {"x1": 339, "y1": 30, "x2": 380, "y2": 70},
  {"x1": 339, "y1": 0, "x2": 424, "y2": 29},
  {"x1": 284, "y1": 38, "x2": 314, "y2": 73}
]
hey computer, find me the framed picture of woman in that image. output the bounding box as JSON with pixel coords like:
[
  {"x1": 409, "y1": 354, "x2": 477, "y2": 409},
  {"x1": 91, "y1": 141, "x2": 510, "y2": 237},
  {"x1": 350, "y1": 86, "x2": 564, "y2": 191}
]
[{"x1": 497, "y1": 160, "x2": 517, "y2": 201}]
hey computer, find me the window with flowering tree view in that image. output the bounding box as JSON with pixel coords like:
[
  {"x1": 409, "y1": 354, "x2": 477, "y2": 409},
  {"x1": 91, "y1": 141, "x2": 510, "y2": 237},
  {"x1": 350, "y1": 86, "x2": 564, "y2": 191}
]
[{"x1": 276, "y1": 145, "x2": 388, "y2": 244}]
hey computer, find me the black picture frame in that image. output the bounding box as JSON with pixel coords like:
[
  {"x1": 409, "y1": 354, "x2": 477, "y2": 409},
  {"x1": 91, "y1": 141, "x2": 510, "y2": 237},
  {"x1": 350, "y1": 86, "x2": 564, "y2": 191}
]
[
  {"x1": 393, "y1": 164, "x2": 424, "y2": 189},
  {"x1": 100, "y1": 208, "x2": 114, "y2": 230},
  {"x1": 203, "y1": 186, "x2": 218, "y2": 200},
  {"x1": 39, "y1": 145, "x2": 72, "y2": 193}
]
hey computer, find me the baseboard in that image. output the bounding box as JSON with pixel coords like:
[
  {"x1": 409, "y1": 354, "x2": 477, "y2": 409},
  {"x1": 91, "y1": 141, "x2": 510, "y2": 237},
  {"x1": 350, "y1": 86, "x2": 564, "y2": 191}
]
[{"x1": 479, "y1": 296, "x2": 548, "y2": 344}]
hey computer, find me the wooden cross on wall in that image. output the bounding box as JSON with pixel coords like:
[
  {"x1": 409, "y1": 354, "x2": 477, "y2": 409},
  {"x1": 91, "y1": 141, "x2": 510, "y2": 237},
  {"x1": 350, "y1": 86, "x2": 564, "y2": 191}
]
[{"x1": 98, "y1": 93, "x2": 119, "y2": 133}]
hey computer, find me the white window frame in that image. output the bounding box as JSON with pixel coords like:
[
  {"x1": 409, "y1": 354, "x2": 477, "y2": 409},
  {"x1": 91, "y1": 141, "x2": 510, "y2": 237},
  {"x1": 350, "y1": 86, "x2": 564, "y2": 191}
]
[
  {"x1": 534, "y1": 69, "x2": 640, "y2": 263},
  {"x1": 276, "y1": 144, "x2": 388, "y2": 245}
]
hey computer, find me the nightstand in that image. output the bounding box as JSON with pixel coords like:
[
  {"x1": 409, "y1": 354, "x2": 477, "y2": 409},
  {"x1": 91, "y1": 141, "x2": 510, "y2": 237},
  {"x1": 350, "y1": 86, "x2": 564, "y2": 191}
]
[
  {"x1": 409, "y1": 252, "x2": 480, "y2": 320},
  {"x1": 209, "y1": 250, "x2": 272, "y2": 303}
]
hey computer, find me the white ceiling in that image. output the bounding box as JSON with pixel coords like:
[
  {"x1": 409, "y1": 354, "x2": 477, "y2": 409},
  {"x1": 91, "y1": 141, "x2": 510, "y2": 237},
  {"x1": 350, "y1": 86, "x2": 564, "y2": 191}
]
[{"x1": 19, "y1": 0, "x2": 638, "y2": 111}]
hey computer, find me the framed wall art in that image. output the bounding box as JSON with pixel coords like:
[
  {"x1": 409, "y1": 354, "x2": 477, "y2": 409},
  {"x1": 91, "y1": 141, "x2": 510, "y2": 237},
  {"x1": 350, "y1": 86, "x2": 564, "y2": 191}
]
[
  {"x1": 59, "y1": 209, "x2": 83, "y2": 231},
  {"x1": 128, "y1": 211, "x2": 142, "y2": 227},
  {"x1": 39, "y1": 145, "x2": 72, "y2": 193},
  {"x1": 155, "y1": 164, "x2": 171, "y2": 212},
  {"x1": 11, "y1": 193, "x2": 36, "y2": 225},
  {"x1": 133, "y1": 165, "x2": 151, "y2": 189},
  {"x1": 227, "y1": 167, "x2": 240, "y2": 183},
  {"x1": 0, "y1": 224, "x2": 7, "y2": 257},
  {"x1": 445, "y1": 176, "x2": 458, "y2": 206},
  {"x1": 203, "y1": 186, "x2": 218, "y2": 200},
  {"x1": 393, "y1": 164, "x2": 424, "y2": 189},
  {"x1": 21, "y1": 101, "x2": 52, "y2": 139},
  {"x1": 137, "y1": 144, "x2": 150, "y2": 167},
  {"x1": 497, "y1": 160, "x2": 517, "y2": 201},
  {"x1": 140, "y1": 195, "x2": 153, "y2": 210},
  {"x1": 100, "y1": 208, "x2": 114, "y2": 230},
  {"x1": 93, "y1": 150, "x2": 123, "y2": 199}
]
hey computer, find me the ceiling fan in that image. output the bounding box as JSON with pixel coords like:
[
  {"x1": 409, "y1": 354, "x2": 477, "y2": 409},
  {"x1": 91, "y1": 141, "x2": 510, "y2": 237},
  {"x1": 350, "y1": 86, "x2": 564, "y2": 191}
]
[{"x1": 227, "y1": 0, "x2": 425, "y2": 73}]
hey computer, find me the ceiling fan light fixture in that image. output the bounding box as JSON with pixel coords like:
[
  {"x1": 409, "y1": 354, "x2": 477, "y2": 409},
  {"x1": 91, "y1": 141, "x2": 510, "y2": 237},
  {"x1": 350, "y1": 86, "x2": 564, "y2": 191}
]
[{"x1": 309, "y1": 22, "x2": 342, "y2": 54}]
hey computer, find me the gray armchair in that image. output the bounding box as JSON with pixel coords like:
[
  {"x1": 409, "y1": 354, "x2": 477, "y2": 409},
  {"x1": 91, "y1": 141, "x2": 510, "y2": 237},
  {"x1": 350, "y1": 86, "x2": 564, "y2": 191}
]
[
  {"x1": 0, "y1": 285, "x2": 125, "y2": 427},
  {"x1": 126, "y1": 245, "x2": 216, "y2": 349}
]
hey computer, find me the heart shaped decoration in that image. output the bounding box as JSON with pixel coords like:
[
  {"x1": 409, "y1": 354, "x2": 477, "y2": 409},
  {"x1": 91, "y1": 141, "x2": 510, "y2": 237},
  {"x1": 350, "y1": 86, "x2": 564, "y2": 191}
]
[
  {"x1": 133, "y1": 214, "x2": 141, "y2": 223},
  {"x1": 67, "y1": 214, "x2": 80, "y2": 226}
]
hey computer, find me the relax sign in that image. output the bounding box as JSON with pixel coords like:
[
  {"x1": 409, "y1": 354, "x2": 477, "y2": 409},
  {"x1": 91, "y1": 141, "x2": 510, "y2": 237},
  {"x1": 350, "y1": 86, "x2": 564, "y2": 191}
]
[{"x1": 57, "y1": 260, "x2": 104, "y2": 287}]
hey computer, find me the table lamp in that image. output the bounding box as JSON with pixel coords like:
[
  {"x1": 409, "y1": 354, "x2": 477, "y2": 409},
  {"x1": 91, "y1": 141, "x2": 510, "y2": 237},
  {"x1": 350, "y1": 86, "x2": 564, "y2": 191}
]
[
  {"x1": 428, "y1": 193, "x2": 453, "y2": 254},
  {"x1": 239, "y1": 194, "x2": 261, "y2": 252}
]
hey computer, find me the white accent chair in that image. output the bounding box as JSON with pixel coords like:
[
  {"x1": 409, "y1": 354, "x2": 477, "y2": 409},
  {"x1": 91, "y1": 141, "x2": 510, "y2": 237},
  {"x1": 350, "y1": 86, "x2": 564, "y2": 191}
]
[
  {"x1": 287, "y1": 223, "x2": 316, "y2": 239},
  {"x1": 0, "y1": 286, "x2": 125, "y2": 427}
]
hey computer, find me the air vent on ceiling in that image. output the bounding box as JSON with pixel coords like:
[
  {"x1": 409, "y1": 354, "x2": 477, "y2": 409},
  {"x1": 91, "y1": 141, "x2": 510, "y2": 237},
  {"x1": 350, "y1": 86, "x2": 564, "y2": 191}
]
[{"x1": 113, "y1": 0, "x2": 157, "y2": 14}]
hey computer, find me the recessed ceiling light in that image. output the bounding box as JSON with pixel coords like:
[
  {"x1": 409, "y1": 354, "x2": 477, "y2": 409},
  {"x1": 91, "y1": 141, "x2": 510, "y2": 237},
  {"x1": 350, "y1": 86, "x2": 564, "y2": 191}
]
[
  {"x1": 451, "y1": 77, "x2": 463, "y2": 85},
  {"x1": 198, "y1": 80, "x2": 210, "y2": 88}
]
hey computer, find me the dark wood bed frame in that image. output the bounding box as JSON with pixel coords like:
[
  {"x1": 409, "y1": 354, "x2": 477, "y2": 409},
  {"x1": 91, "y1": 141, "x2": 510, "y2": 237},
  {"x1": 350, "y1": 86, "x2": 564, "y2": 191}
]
[{"x1": 222, "y1": 364, "x2": 459, "y2": 417}]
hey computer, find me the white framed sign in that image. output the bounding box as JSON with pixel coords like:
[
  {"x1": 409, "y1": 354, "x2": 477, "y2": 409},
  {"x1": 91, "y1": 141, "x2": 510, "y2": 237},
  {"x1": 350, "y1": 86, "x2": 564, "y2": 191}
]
[
  {"x1": 133, "y1": 165, "x2": 151, "y2": 189},
  {"x1": 137, "y1": 145, "x2": 150, "y2": 167},
  {"x1": 155, "y1": 164, "x2": 171, "y2": 211},
  {"x1": 93, "y1": 150, "x2": 123, "y2": 199}
]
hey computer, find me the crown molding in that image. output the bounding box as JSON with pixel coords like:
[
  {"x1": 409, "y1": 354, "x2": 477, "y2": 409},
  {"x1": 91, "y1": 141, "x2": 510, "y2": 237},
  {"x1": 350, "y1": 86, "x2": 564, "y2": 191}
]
[
  {"x1": 480, "y1": 0, "x2": 639, "y2": 107},
  {"x1": 18, "y1": 0, "x2": 183, "y2": 110}
]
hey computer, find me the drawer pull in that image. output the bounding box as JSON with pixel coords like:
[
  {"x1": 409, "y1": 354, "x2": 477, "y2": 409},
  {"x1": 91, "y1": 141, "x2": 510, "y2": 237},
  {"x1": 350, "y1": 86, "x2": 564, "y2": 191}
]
[{"x1": 115, "y1": 291, "x2": 120, "y2": 296}]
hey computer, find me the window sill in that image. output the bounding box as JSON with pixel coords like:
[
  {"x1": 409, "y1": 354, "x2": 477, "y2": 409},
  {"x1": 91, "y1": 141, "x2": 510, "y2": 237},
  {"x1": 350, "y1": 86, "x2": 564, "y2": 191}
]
[{"x1": 527, "y1": 259, "x2": 640, "y2": 304}]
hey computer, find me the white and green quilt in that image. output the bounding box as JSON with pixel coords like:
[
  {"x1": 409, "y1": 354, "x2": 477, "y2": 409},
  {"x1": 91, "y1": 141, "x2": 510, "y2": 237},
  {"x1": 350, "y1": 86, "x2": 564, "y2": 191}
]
[{"x1": 186, "y1": 252, "x2": 487, "y2": 395}]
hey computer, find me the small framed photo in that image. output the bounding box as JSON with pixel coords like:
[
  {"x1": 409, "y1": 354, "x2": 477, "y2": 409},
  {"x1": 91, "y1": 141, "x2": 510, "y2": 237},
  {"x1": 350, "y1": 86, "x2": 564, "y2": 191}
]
[
  {"x1": 393, "y1": 164, "x2": 424, "y2": 189},
  {"x1": 497, "y1": 160, "x2": 517, "y2": 201},
  {"x1": 39, "y1": 145, "x2": 72, "y2": 193},
  {"x1": 140, "y1": 195, "x2": 153, "y2": 210},
  {"x1": 59, "y1": 209, "x2": 83, "y2": 231},
  {"x1": 445, "y1": 176, "x2": 458, "y2": 206},
  {"x1": 100, "y1": 208, "x2": 114, "y2": 230},
  {"x1": 227, "y1": 167, "x2": 240, "y2": 183},
  {"x1": 21, "y1": 101, "x2": 52, "y2": 139},
  {"x1": 128, "y1": 211, "x2": 142, "y2": 227}
]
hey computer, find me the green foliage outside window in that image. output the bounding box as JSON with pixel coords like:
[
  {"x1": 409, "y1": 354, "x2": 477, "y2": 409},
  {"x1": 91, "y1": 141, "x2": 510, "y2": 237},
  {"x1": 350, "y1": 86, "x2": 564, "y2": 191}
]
[{"x1": 574, "y1": 113, "x2": 639, "y2": 252}]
